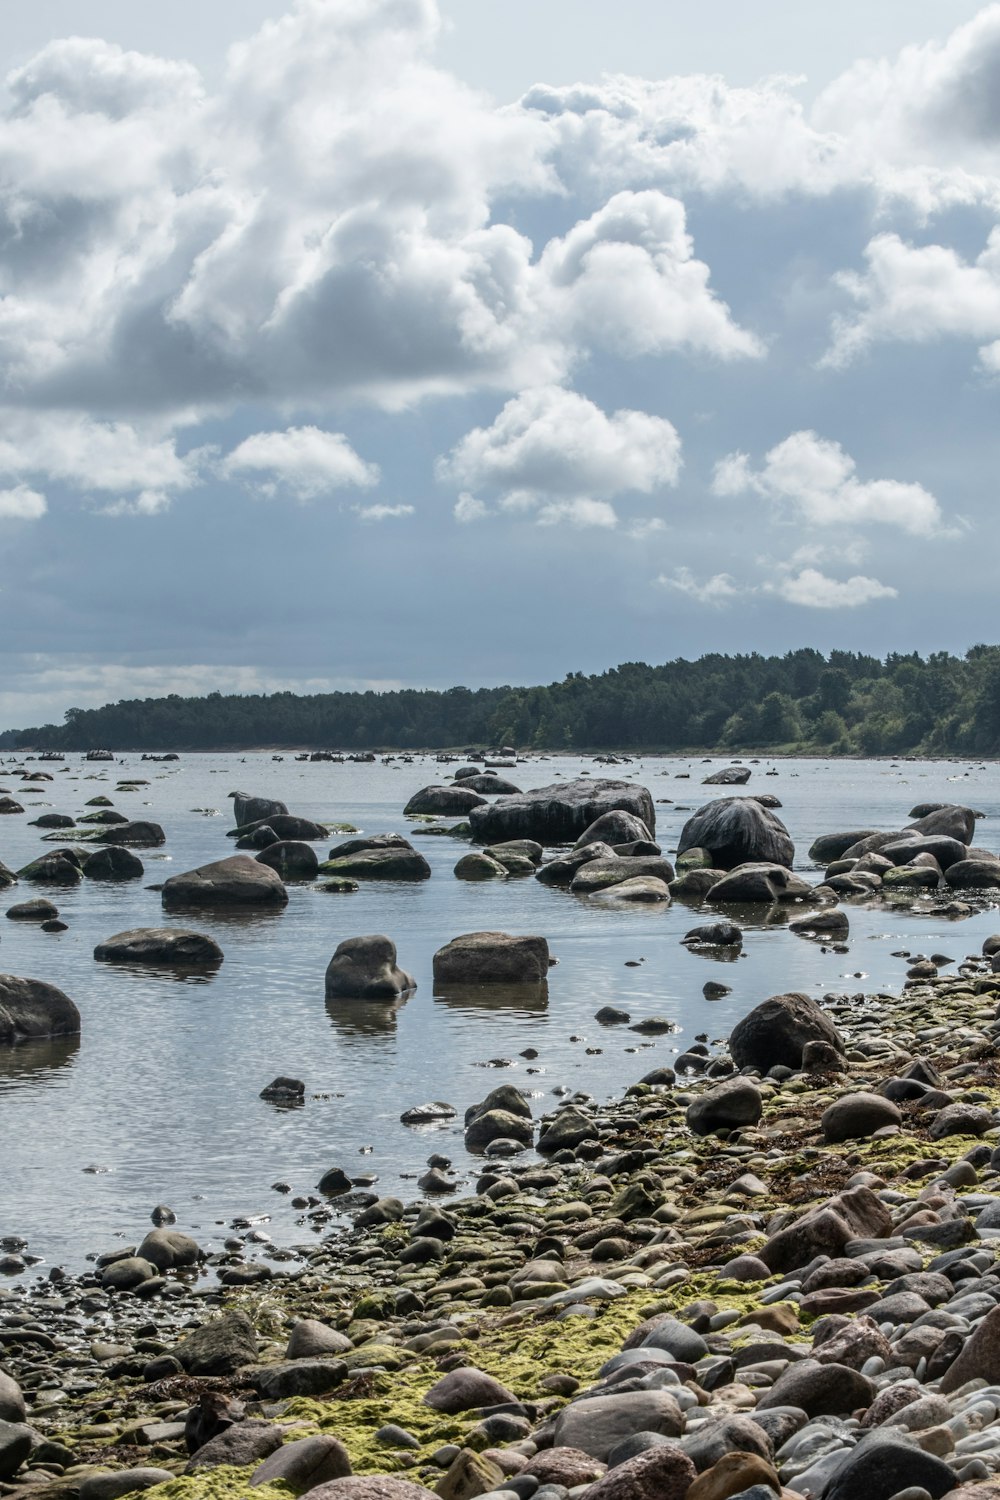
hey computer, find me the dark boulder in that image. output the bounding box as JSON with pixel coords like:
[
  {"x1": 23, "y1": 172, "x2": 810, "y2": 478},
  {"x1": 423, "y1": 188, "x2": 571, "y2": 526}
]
[
  {"x1": 702, "y1": 766, "x2": 751, "y2": 784},
  {"x1": 677, "y1": 798, "x2": 793, "y2": 870},
  {"x1": 325, "y1": 936, "x2": 415, "y2": 1001},
  {"x1": 881, "y1": 835, "x2": 969, "y2": 871},
  {"x1": 945, "y1": 859, "x2": 1000, "y2": 889},
  {"x1": 808, "y1": 830, "x2": 880, "y2": 863},
  {"x1": 706, "y1": 862, "x2": 814, "y2": 903},
  {"x1": 570, "y1": 857, "x2": 675, "y2": 893},
  {"x1": 17, "y1": 854, "x2": 81, "y2": 885},
  {"x1": 173, "y1": 1310, "x2": 258, "y2": 1376},
  {"x1": 454, "y1": 774, "x2": 521, "y2": 795},
  {"x1": 403, "y1": 786, "x2": 486, "y2": 816},
  {"x1": 94, "y1": 929, "x2": 223, "y2": 966},
  {"x1": 731, "y1": 992, "x2": 843, "y2": 1071},
  {"x1": 535, "y1": 842, "x2": 618, "y2": 886},
  {"x1": 6, "y1": 899, "x2": 57, "y2": 922},
  {"x1": 469, "y1": 778, "x2": 655, "y2": 847},
  {"x1": 162, "y1": 855, "x2": 288, "y2": 910},
  {"x1": 907, "y1": 803, "x2": 976, "y2": 843},
  {"x1": 30, "y1": 812, "x2": 75, "y2": 828},
  {"x1": 686, "y1": 1078, "x2": 762, "y2": 1136},
  {"x1": 821, "y1": 1093, "x2": 902, "y2": 1143},
  {"x1": 823, "y1": 1432, "x2": 956, "y2": 1500},
  {"x1": 575, "y1": 810, "x2": 654, "y2": 849},
  {"x1": 82, "y1": 846, "x2": 144, "y2": 881},
  {"x1": 255, "y1": 841, "x2": 319, "y2": 879},
  {"x1": 321, "y1": 835, "x2": 430, "y2": 882},
  {"x1": 682, "y1": 922, "x2": 742, "y2": 947},
  {"x1": 433, "y1": 931, "x2": 549, "y2": 985},
  {"x1": 233, "y1": 814, "x2": 326, "y2": 841},
  {"x1": 93, "y1": 821, "x2": 165, "y2": 847},
  {"x1": 231, "y1": 792, "x2": 288, "y2": 828},
  {"x1": 0, "y1": 975, "x2": 80, "y2": 1044}
]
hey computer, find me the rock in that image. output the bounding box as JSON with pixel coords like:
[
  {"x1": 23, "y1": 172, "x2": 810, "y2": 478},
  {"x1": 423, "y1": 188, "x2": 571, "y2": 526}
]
[
  {"x1": 638, "y1": 1315, "x2": 708, "y2": 1363},
  {"x1": 423, "y1": 1367, "x2": 518, "y2": 1414},
  {"x1": 812, "y1": 1315, "x2": 893, "y2": 1370},
  {"x1": 253, "y1": 1360, "x2": 347, "y2": 1399},
  {"x1": 755, "y1": 1358, "x2": 874, "y2": 1416},
  {"x1": 590, "y1": 876, "x2": 671, "y2": 903},
  {"x1": 789, "y1": 908, "x2": 849, "y2": 937},
  {"x1": 822, "y1": 1433, "x2": 957, "y2": 1500},
  {"x1": 537, "y1": 1106, "x2": 599, "y2": 1152},
  {"x1": 881, "y1": 835, "x2": 970, "y2": 871},
  {"x1": 250, "y1": 1436, "x2": 352, "y2": 1490},
  {"x1": 469, "y1": 778, "x2": 655, "y2": 847},
  {"x1": 6, "y1": 899, "x2": 58, "y2": 922},
  {"x1": 907, "y1": 803, "x2": 977, "y2": 842},
  {"x1": 702, "y1": 766, "x2": 752, "y2": 785},
  {"x1": 17, "y1": 853, "x2": 81, "y2": 884},
  {"x1": 536, "y1": 843, "x2": 619, "y2": 886},
  {"x1": 582, "y1": 1447, "x2": 695, "y2": 1500},
  {"x1": 299, "y1": 1480, "x2": 436, "y2": 1500},
  {"x1": 678, "y1": 797, "x2": 793, "y2": 870},
  {"x1": 162, "y1": 855, "x2": 288, "y2": 910},
  {"x1": 78, "y1": 1470, "x2": 176, "y2": 1500},
  {"x1": 235, "y1": 813, "x2": 327, "y2": 841},
  {"x1": 0, "y1": 1377, "x2": 26, "y2": 1425},
  {"x1": 758, "y1": 1186, "x2": 893, "y2": 1273},
  {"x1": 522, "y1": 1449, "x2": 608, "y2": 1488},
  {"x1": 256, "y1": 841, "x2": 320, "y2": 879},
  {"x1": 686, "y1": 1078, "x2": 762, "y2": 1136},
  {"x1": 484, "y1": 840, "x2": 543, "y2": 867},
  {"x1": 400, "y1": 1101, "x2": 456, "y2": 1124},
  {"x1": 321, "y1": 836, "x2": 431, "y2": 882},
  {"x1": 454, "y1": 853, "x2": 508, "y2": 881},
  {"x1": 232, "y1": 792, "x2": 288, "y2": 827},
  {"x1": 260, "y1": 1076, "x2": 305, "y2": 1102},
  {"x1": 683, "y1": 922, "x2": 742, "y2": 947},
  {"x1": 576, "y1": 811, "x2": 655, "y2": 848},
  {"x1": 433, "y1": 932, "x2": 549, "y2": 986},
  {"x1": 730, "y1": 992, "x2": 843, "y2": 1072},
  {"x1": 687, "y1": 1454, "x2": 781, "y2": 1500},
  {"x1": 706, "y1": 862, "x2": 814, "y2": 903},
  {"x1": 940, "y1": 1302, "x2": 1000, "y2": 1391},
  {"x1": 465, "y1": 1086, "x2": 533, "y2": 1150},
  {"x1": 404, "y1": 786, "x2": 486, "y2": 816},
  {"x1": 454, "y1": 775, "x2": 521, "y2": 795},
  {"x1": 81, "y1": 847, "x2": 144, "y2": 881},
  {"x1": 100, "y1": 1256, "x2": 158, "y2": 1291},
  {"x1": 94, "y1": 928, "x2": 223, "y2": 966},
  {"x1": 0, "y1": 798, "x2": 24, "y2": 815},
  {"x1": 681, "y1": 1414, "x2": 773, "y2": 1470},
  {"x1": 325, "y1": 936, "x2": 415, "y2": 1001},
  {"x1": 928, "y1": 1102, "x2": 994, "y2": 1139},
  {"x1": 552, "y1": 1391, "x2": 684, "y2": 1461},
  {"x1": 173, "y1": 1310, "x2": 258, "y2": 1375},
  {"x1": 570, "y1": 858, "x2": 675, "y2": 893},
  {"x1": 435, "y1": 1448, "x2": 505, "y2": 1500},
  {"x1": 136, "y1": 1229, "x2": 201, "y2": 1270},
  {"x1": 187, "y1": 1420, "x2": 283, "y2": 1470},
  {"x1": 945, "y1": 859, "x2": 1000, "y2": 889},
  {"x1": 287, "y1": 1320, "x2": 353, "y2": 1359},
  {"x1": 30, "y1": 812, "x2": 75, "y2": 827},
  {"x1": 0, "y1": 1422, "x2": 33, "y2": 1481},
  {"x1": 0, "y1": 975, "x2": 80, "y2": 1044},
  {"x1": 821, "y1": 1093, "x2": 902, "y2": 1143},
  {"x1": 93, "y1": 821, "x2": 165, "y2": 846}
]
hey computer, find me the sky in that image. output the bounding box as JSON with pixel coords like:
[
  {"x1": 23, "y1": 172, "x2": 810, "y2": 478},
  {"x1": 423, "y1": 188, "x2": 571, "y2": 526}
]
[{"x1": 0, "y1": 0, "x2": 999, "y2": 729}]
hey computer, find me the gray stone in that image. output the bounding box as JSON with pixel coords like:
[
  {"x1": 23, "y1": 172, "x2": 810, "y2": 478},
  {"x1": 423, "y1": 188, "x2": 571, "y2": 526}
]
[
  {"x1": 250, "y1": 1435, "x2": 352, "y2": 1489},
  {"x1": 325, "y1": 935, "x2": 415, "y2": 1001},
  {"x1": 162, "y1": 855, "x2": 288, "y2": 910},
  {"x1": 94, "y1": 928, "x2": 223, "y2": 966},
  {"x1": 0, "y1": 975, "x2": 80, "y2": 1044}
]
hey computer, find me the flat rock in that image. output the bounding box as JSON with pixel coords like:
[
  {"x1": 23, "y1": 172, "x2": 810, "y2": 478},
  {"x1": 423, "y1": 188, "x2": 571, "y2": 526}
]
[
  {"x1": 94, "y1": 928, "x2": 223, "y2": 965},
  {"x1": 162, "y1": 855, "x2": 288, "y2": 909}
]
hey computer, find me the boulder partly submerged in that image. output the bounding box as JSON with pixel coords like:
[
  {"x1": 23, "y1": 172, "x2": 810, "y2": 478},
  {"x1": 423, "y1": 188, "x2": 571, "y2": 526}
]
[
  {"x1": 325, "y1": 936, "x2": 416, "y2": 1001},
  {"x1": 94, "y1": 929, "x2": 224, "y2": 966},
  {"x1": 230, "y1": 792, "x2": 288, "y2": 828},
  {"x1": 162, "y1": 855, "x2": 289, "y2": 910},
  {"x1": 469, "y1": 778, "x2": 655, "y2": 847},
  {"x1": 0, "y1": 975, "x2": 81, "y2": 1044},
  {"x1": 434, "y1": 931, "x2": 550, "y2": 986},
  {"x1": 677, "y1": 798, "x2": 794, "y2": 870},
  {"x1": 320, "y1": 835, "x2": 430, "y2": 882}
]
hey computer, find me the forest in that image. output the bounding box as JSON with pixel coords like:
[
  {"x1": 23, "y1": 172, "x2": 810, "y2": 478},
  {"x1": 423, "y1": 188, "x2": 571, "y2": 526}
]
[{"x1": 4, "y1": 647, "x2": 1000, "y2": 756}]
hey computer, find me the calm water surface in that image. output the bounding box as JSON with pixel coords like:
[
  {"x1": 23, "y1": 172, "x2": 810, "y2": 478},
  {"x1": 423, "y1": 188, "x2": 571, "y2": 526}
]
[{"x1": 1, "y1": 751, "x2": 998, "y2": 1273}]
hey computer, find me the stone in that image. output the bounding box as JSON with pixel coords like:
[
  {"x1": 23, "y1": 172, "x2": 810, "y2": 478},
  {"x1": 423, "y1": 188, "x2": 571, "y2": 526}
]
[
  {"x1": 687, "y1": 1454, "x2": 781, "y2": 1500},
  {"x1": 253, "y1": 1360, "x2": 347, "y2": 1399},
  {"x1": 256, "y1": 840, "x2": 320, "y2": 879},
  {"x1": 0, "y1": 975, "x2": 81, "y2": 1044},
  {"x1": 0, "y1": 1422, "x2": 32, "y2": 1482},
  {"x1": 580, "y1": 1447, "x2": 695, "y2": 1500},
  {"x1": 287, "y1": 1320, "x2": 353, "y2": 1359},
  {"x1": 300, "y1": 1480, "x2": 436, "y2": 1500},
  {"x1": 232, "y1": 792, "x2": 288, "y2": 827},
  {"x1": 423, "y1": 1367, "x2": 518, "y2": 1414},
  {"x1": 136, "y1": 1229, "x2": 201, "y2": 1270},
  {"x1": 683, "y1": 922, "x2": 743, "y2": 947},
  {"x1": 590, "y1": 876, "x2": 671, "y2": 903},
  {"x1": 535, "y1": 843, "x2": 618, "y2": 887},
  {"x1": 173, "y1": 1310, "x2": 258, "y2": 1375},
  {"x1": 162, "y1": 855, "x2": 288, "y2": 909},
  {"x1": 822, "y1": 1433, "x2": 957, "y2": 1500},
  {"x1": 433, "y1": 932, "x2": 549, "y2": 986},
  {"x1": 260, "y1": 1076, "x2": 305, "y2": 1102},
  {"x1": 638, "y1": 1315, "x2": 708, "y2": 1363},
  {"x1": 82, "y1": 846, "x2": 145, "y2": 881},
  {"x1": 537, "y1": 1106, "x2": 599, "y2": 1152},
  {"x1": 435, "y1": 1448, "x2": 506, "y2": 1500},
  {"x1": 94, "y1": 928, "x2": 223, "y2": 966},
  {"x1": 454, "y1": 774, "x2": 521, "y2": 795},
  {"x1": 677, "y1": 798, "x2": 794, "y2": 870},
  {"x1": 454, "y1": 853, "x2": 508, "y2": 881},
  {"x1": 681, "y1": 1415, "x2": 773, "y2": 1471},
  {"x1": 0, "y1": 1376, "x2": 24, "y2": 1424},
  {"x1": 821, "y1": 1093, "x2": 902, "y2": 1143},
  {"x1": 907, "y1": 803, "x2": 976, "y2": 842},
  {"x1": 78, "y1": 1470, "x2": 176, "y2": 1500},
  {"x1": 17, "y1": 853, "x2": 81, "y2": 884},
  {"x1": 706, "y1": 863, "x2": 814, "y2": 903},
  {"x1": 928, "y1": 1102, "x2": 994, "y2": 1139},
  {"x1": 6, "y1": 899, "x2": 57, "y2": 921},
  {"x1": 703, "y1": 766, "x2": 752, "y2": 785},
  {"x1": 250, "y1": 1436, "x2": 352, "y2": 1489},
  {"x1": 686, "y1": 1078, "x2": 762, "y2": 1136},
  {"x1": 321, "y1": 837, "x2": 431, "y2": 881},
  {"x1": 100, "y1": 1256, "x2": 158, "y2": 1291},
  {"x1": 812, "y1": 1316, "x2": 893, "y2": 1370},
  {"x1": 571, "y1": 858, "x2": 675, "y2": 893},
  {"x1": 758, "y1": 1187, "x2": 892, "y2": 1273},
  {"x1": 521, "y1": 1449, "x2": 608, "y2": 1488},
  {"x1": 754, "y1": 1358, "x2": 874, "y2": 1416},
  {"x1": 235, "y1": 813, "x2": 327, "y2": 841},
  {"x1": 945, "y1": 859, "x2": 1000, "y2": 889},
  {"x1": 469, "y1": 778, "x2": 655, "y2": 847},
  {"x1": 789, "y1": 908, "x2": 849, "y2": 937},
  {"x1": 730, "y1": 992, "x2": 843, "y2": 1072},
  {"x1": 325, "y1": 936, "x2": 416, "y2": 1000},
  {"x1": 187, "y1": 1420, "x2": 283, "y2": 1470},
  {"x1": 404, "y1": 786, "x2": 486, "y2": 816},
  {"x1": 552, "y1": 1392, "x2": 684, "y2": 1461},
  {"x1": 940, "y1": 1302, "x2": 1000, "y2": 1391},
  {"x1": 576, "y1": 810, "x2": 655, "y2": 848}
]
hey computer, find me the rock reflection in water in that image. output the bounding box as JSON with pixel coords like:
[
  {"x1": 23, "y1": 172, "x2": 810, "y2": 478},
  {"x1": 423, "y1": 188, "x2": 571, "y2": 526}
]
[
  {"x1": 0, "y1": 1034, "x2": 80, "y2": 1086},
  {"x1": 325, "y1": 993, "x2": 407, "y2": 1039},
  {"x1": 433, "y1": 980, "x2": 549, "y2": 1014}
]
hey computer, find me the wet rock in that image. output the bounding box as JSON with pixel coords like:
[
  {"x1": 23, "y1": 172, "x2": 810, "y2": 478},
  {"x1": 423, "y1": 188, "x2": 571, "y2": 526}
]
[
  {"x1": 250, "y1": 1435, "x2": 352, "y2": 1489},
  {"x1": 465, "y1": 1085, "x2": 533, "y2": 1149},
  {"x1": 232, "y1": 792, "x2": 288, "y2": 827},
  {"x1": 256, "y1": 840, "x2": 320, "y2": 879},
  {"x1": 136, "y1": 1229, "x2": 201, "y2": 1270},
  {"x1": 821, "y1": 1093, "x2": 902, "y2": 1143},
  {"x1": 576, "y1": 811, "x2": 655, "y2": 849},
  {"x1": 94, "y1": 928, "x2": 223, "y2": 965},
  {"x1": 822, "y1": 1432, "x2": 957, "y2": 1500},
  {"x1": 683, "y1": 922, "x2": 743, "y2": 947},
  {"x1": 469, "y1": 778, "x2": 655, "y2": 847},
  {"x1": 0, "y1": 1421, "x2": 32, "y2": 1481},
  {"x1": 100, "y1": 1256, "x2": 158, "y2": 1291},
  {"x1": 678, "y1": 797, "x2": 794, "y2": 870},
  {"x1": 82, "y1": 846, "x2": 145, "y2": 881},
  {"x1": 162, "y1": 855, "x2": 288, "y2": 909},
  {"x1": 423, "y1": 1367, "x2": 518, "y2": 1414},
  {"x1": 287, "y1": 1319, "x2": 353, "y2": 1359},
  {"x1": 454, "y1": 853, "x2": 509, "y2": 881},
  {"x1": 321, "y1": 836, "x2": 431, "y2": 882},
  {"x1": 572, "y1": 858, "x2": 674, "y2": 893},
  {"x1": 945, "y1": 859, "x2": 1000, "y2": 889},
  {"x1": 754, "y1": 1358, "x2": 874, "y2": 1416},
  {"x1": 404, "y1": 786, "x2": 487, "y2": 816},
  {"x1": 0, "y1": 975, "x2": 81, "y2": 1045},
  {"x1": 686, "y1": 1078, "x2": 762, "y2": 1136},
  {"x1": 434, "y1": 932, "x2": 549, "y2": 986},
  {"x1": 537, "y1": 1106, "x2": 599, "y2": 1153},
  {"x1": 260, "y1": 1076, "x2": 305, "y2": 1102},
  {"x1": 17, "y1": 853, "x2": 81, "y2": 885},
  {"x1": 789, "y1": 908, "x2": 849, "y2": 937},
  {"x1": 535, "y1": 843, "x2": 618, "y2": 887},
  {"x1": 730, "y1": 992, "x2": 843, "y2": 1072},
  {"x1": 702, "y1": 766, "x2": 751, "y2": 785},
  {"x1": 325, "y1": 935, "x2": 416, "y2": 1001},
  {"x1": 92, "y1": 821, "x2": 165, "y2": 847},
  {"x1": 6, "y1": 899, "x2": 58, "y2": 922}
]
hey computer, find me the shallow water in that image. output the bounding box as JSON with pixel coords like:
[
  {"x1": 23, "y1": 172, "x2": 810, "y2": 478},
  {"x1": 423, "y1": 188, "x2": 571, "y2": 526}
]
[{"x1": 0, "y1": 750, "x2": 997, "y2": 1275}]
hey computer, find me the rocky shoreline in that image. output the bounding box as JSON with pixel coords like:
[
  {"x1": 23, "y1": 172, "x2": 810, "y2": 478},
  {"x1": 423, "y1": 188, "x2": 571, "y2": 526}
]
[{"x1": 5, "y1": 960, "x2": 1000, "y2": 1500}]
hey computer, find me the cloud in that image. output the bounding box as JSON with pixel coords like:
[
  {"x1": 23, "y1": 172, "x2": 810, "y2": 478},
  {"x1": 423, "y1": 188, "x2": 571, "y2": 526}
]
[
  {"x1": 438, "y1": 385, "x2": 682, "y2": 508},
  {"x1": 825, "y1": 229, "x2": 1000, "y2": 369},
  {"x1": 353, "y1": 502, "x2": 415, "y2": 521},
  {"x1": 453, "y1": 492, "x2": 488, "y2": 523},
  {"x1": 657, "y1": 566, "x2": 742, "y2": 605},
  {"x1": 221, "y1": 426, "x2": 379, "y2": 499},
  {"x1": 0, "y1": 484, "x2": 46, "y2": 520},
  {"x1": 96, "y1": 489, "x2": 172, "y2": 518},
  {"x1": 766, "y1": 567, "x2": 898, "y2": 608},
  {"x1": 712, "y1": 430, "x2": 944, "y2": 537},
  {"x1": 0, "y1": 412, "x2": 201, "y2": 511},
  {"x1": 535, "y1": 498, "x2": 617, "y2": 528}
]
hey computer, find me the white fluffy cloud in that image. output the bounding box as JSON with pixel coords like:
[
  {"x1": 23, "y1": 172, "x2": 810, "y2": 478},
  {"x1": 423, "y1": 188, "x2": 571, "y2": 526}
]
[
  {"x1": 0, "y1": 485, "x2": 46, "y2": 520},
  {"x1": 221, "y1": 426, "x2": 379, "y2": 499},
  {"x1": 438, "y1": 386, "x2": 682, "y2": 515},
  {"x1": 712, "y1": 430, "x2": 944, "y2": 537},
  {"x1": 0, "y1": 412, "x2": 199, "y2": 512},
  {"x1": 766, "y1": 567, "x2": 898, "y2": 608},
  {"x1": 657, "y1": 567, "x2": 741, "y2": 605},
  {"x1": 353, "y1": 502, "x2": 415, "y2": 521}
]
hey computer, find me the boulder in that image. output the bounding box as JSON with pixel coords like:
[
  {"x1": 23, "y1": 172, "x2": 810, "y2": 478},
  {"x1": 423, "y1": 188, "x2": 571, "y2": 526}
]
[
  {"x1": 404, "y1": 786, "x2": 486, "y2": 816},
  {"x1": 575, "y1": 810, "x2": 654, "y2": 849},
  {"x1": 731, "y1": 992, "x2": 843, "y2": 1071},
  {"x1": 231, "y1": 792, "x2": 288, "y2": 827},
  {"x1": 82, "y1": 846, "x2": 144, "y2": 881},
  {"x1": 789, "y1": 908, "x2": 849, "y2": 937},
  {"x1": 755, "y1": 1358, "x2": 874, "y2": 1416},
  {"x1": 702, "y1": 766, "x2": 751, "y2": 784},
  {"x1": 469, "y1": 778, "x2": 655, "y2": 847},
  {"x1": 321, "y1": 836, "x2": 430, "y2": 882},
  {"x1": 686, "y1": 1078, "x2": 762, "y2": 1136},
  {"x1": 465, "y1": 1085, "x2": 533, "y2": 1149},
  {"x1": 0, "y1": 975, "x2": 80, "y2": 1044},
  {"x1": 569, "y1": 857, "x2": 675, "y2": 893},
  {"x1": 759, "y1": 1186, "x2": 893, "y2": 1274},
  {"x1": 535, "y1": 842, "x2": 618, "y2": 886},
  {"x1": 186, "y1": 1420, "x2": 282, "y2": 1470},
  {"x1": 162, "y1": 855, "x2": 288, "y2": 910},
  {"x1": 235, "y1": 813, "x2": 327, "y2": 841},
  {"x1": 287, "y1": 1320, "x2": 353, "y2": 1359},
  {"x1": 552, "y1": 1391, "x2": 684, "y2": 1461},
  {"x1": 580, "y1": 1447, "x2": 695, "y2": 1500},
  {"x1": 6, "y1": 899, "x2": 57, "y2": 922},
  {"x1": 250, "y1": 1436, "x2": 352, "y2": 1490},
  {"x1": 822, "y1": 1093, "x2": 901, "y2": 1143},
  {"x1": 678, "y1": 797, "x2": 793, "y2": 870},
  {"x1": 945, "y1": 859, "x2": 1000, "y2": 889},
  {"x1": 137, "y1": 1229, "x2": 201, "y2": 1270},
  {"x1": 808, "y1": 830, "x2": 880, "y2": 863},
  {"x1": 325, "y1": 936, "x2": 415, "y2": 1001},
  {"x1": 433, "y1": 931, "x2": 549, "y2": 986},
  {"x1": 78, "y1": 1471, "x2": 175, "y2": 1500},
  {"x1": 454, "y1": 853, "x2": 508, "y2": 881},
  {"x1": 683, "y1": 921, "x2": 742, "y2": 947},
  {"x1": 17, "y1": 854, "x2": 81, "y2": 885},
  {"x1": 706, "y1": 862, "x2": 814, "y2": 903},
  {"x1": 454, "y1": 775, "x2": 521, "y2": 795},
  {"x1": 255, "y1": 841, "x2": 320, "y2": 879},
  {"x1": 173, "y1": 1310, "x2": 258, "y2": 1376},
  {"x1": 823, "y1": 1432, "x2": 957, "y2": 1500},
  {"x1": 423, "y1": 1367, "x2": 518, "y2": 1413},
  {"x1": 907, "y1": 803, "x2": 977, "y2": 843},
  {"x1": 881, "y1": 835, "x2": 969, "y2": 870},
  {"x1": 590, "y1": 876, "x2": 671, "y2": 903},
  {"x1": 0, "y1": 798, "x2": 24, "y2": 814},
  {"x1": 30, "y1": 812, "x2": 74, "y2": 828},
  {"x1": 0, "y1": 1376, "x2": 25, "y2": 1424},
  {"x1": 484, "y1": 839, "x2": 543, "y2": 866},
  {"x1": 93, "y1": 821, "x2": 165, "y2": 847},
  {"x1": 94, "y1": 929, "x2": 223, "y2": 966}
]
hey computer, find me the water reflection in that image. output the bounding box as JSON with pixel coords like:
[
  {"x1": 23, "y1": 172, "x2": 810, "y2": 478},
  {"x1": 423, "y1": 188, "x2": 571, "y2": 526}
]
[
  {"x1": 325, "y1": 993, "x2": 407, "y2": 1038},
  {"x1": 433, "y1": 981, "x2": 549, "y2": 1014},
  {"x1": 0, "y1": 1034, "x2": 80, "y2": 1085},
  {"x1": 101, "y1": 964, "x2": 220, "y2": 985}
]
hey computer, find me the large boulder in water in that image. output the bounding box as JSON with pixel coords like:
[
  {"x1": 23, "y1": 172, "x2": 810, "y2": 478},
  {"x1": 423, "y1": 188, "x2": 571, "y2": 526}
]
[
  {"x1": 535, "y1": 843, "x2": 618, "y2": 886},
  {"x1": 433, "y1": 931, "x2": 549, "y2": 985},
  {"x1": 575, "y1": 810, "x2": 654, "y2": 849},
  {"x1": 162, "y1": 855, "x2": 288, "y2": 910},
  {"x1": 569, "y1": 856, "x2": 675, "y2": 893},
  {"x1": 706, "y1": 863, "x2": 814, "y2": 904},
  {"x1": 677, "y1": 797, "x2": 793, "y2": 870},
  {"x1": 93, "y1": 821, "x2": 165, "y2": 847},
  {"x1": 82, "y1": 846, "x2": 144, "y2": 881},
  {"x1": 702, "y1": 766, "x2": 751, "y2": 785},
  {"x1": 808, "y1": 830, "x2": 880, "y2": 863},
  {"x1": 470, "y1": 778, "x2": 655, "y2": 846},
  {"x1": 325, "y1": 936, "x2": 415, "y2": 1000},
  {"x1": 94, "y1": 929, "x2": 223, "y2": 966},
  {"x1": 906, "y1": 803, "x2": 976, "y2": 843},
  {"x1": 320, "y1": 835, "x2": 430, "y2": 882},
  {"x1": 880, "y1": 834, "x2": 969, "y2": 871},
  {"x1": 404, "y1": 786, "x2": 485, "y2": 816},
  {"x1": 454, "y1": 774, "x2": 521, "y2": 795},
  {"x1": 231, "y1": 792, "x2": 288, "y2": 828},
  {"x1": 731, "y1": 992, "x2": 843, "y2": 1072},
  {"x1": 0, "y1": 975, "x2": 81, "y2": 1044},
  {"x1": 256, "y1": 841, "x2": 319, "y2": 880},
  {"x1": 945, "y1": 858, "x2": 1000, "y2": 889},
  {"x1": 232, "y1": 813, "x2": 326, "y2": 841}
]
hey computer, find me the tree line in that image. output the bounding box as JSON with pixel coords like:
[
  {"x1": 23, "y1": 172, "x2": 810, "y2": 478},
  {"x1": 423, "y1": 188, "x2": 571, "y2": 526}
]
[{"x1": 4, "y1": 646, "x2": 1000, "y2": 755}]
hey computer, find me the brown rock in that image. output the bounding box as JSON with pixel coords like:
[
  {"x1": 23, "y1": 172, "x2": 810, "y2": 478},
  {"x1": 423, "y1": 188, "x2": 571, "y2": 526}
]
[
  {"x1": 423, "y1": 1367, "x2": 518, "y2": 1414},
  {"x1": 522, "y1": 1449, "x2": 607, "y2": 1489},
  {"x1": 940, "y1": 1303, "x2": 1000, "y2": 1392},
  {"x1": 579, "y1": 1446, "x2": 696, "y2": 1500},
  {"x1": 687, "y1": 1453, "x2": 782, "y2": 1500},
  {"x1": 434, "y1": 1449, "x2": 505, "y2": 1500}
]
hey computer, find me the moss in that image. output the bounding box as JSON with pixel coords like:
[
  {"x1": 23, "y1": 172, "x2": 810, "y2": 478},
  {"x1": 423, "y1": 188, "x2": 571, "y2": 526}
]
[{"x1": 149, "y1": 1468, "x2": 291, "y2": 1500}]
